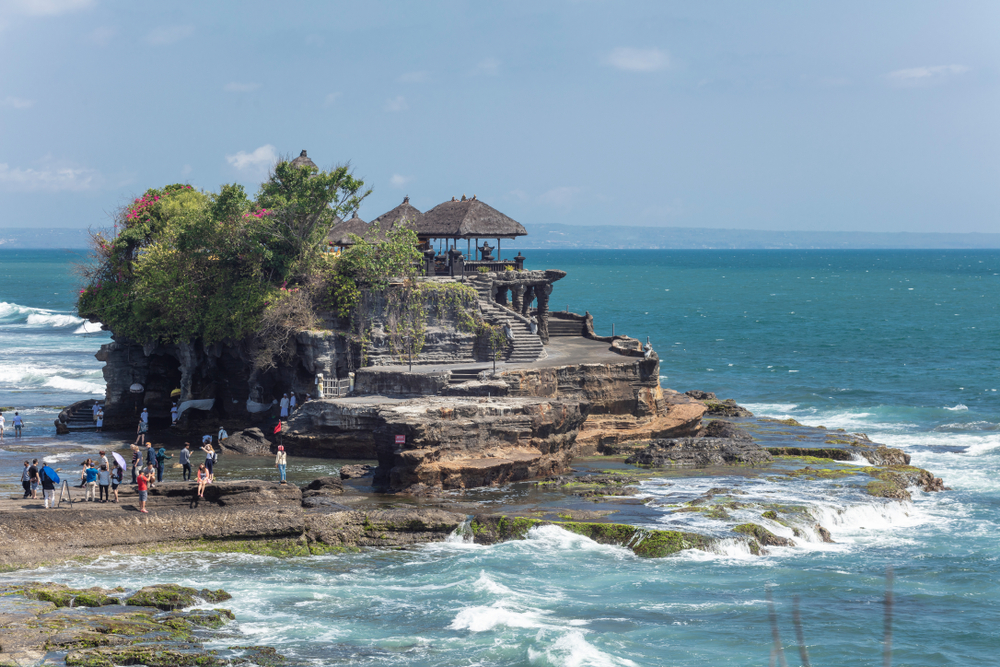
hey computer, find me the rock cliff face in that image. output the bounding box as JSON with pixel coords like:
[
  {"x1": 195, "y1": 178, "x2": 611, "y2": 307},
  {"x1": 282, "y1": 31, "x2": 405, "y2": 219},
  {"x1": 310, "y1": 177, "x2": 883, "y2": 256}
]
[
  {"x1": 282, "y1": 396, "x2": 586, "y2": 492},
  {"x1": 494, "y1": 357, "x2": 706, "y2": 453}
]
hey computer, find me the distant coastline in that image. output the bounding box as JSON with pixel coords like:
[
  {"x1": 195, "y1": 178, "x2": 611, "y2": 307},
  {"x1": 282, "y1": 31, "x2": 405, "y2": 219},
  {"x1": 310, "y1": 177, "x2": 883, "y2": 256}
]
[{"x1": 3, "y1": 224, "x2": 1000, "y2": 250}]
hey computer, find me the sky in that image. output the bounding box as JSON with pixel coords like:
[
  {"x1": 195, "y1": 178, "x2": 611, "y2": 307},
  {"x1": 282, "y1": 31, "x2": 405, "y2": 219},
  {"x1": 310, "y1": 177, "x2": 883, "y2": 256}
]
[{"x1": 0, "y1": 0, "x2": 997, "y2": 234}]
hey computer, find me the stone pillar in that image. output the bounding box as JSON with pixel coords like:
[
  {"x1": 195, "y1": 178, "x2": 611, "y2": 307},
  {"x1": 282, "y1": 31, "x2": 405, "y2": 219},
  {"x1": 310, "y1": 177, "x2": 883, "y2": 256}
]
[
  {"x1": 510, "y1": 284, "x2": 525, "y2": 313},
  {"x1": 495, "y1": 285, "x2": 509, "y2": 306},
  {"x1": 521, "y1": 285, "x2": 534, "y2": 317},
  {"x1": 536, "y1": 283, "x2": 553, "y2": 344}
]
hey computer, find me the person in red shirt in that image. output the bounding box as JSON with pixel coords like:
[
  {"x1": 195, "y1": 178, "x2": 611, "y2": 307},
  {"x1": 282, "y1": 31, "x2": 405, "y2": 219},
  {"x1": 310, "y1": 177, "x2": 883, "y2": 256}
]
[{"x1": 137, "y1": 465, "x2": 153, "y2": 514}]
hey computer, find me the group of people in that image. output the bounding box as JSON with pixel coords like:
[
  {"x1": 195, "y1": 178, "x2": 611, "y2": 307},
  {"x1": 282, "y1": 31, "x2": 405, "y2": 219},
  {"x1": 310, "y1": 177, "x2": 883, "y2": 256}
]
[
  {"x1": 76, "y1": 450, "x2": 124, "y2": 503},
  {"x1": 20, "y1": 459, "x2": 57, "y2": 508},
  {"x1": 0, "y1": 411, "x2": 26, "y2": 439}
]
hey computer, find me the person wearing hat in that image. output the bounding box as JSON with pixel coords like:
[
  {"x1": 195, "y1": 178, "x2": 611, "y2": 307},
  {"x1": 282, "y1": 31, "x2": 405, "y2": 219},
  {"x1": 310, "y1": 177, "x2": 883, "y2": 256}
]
[
  {"x1": 275, "y1": 445, "x2": 287, "y2": 484},
  {"x1": 279, "y1": 393, "x2": 290, "y2": 418},
  {"x1": 289, "y1": 392, "x2": 297, "y2": 411},
  {"x1": 140, "y1": 407, "x2": 149, "y2": 424}
]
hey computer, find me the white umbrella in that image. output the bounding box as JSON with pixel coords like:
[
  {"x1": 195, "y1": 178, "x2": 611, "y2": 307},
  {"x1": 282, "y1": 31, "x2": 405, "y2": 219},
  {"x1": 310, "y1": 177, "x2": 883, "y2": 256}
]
[{"x1": 112, "y1": 452, "x2": 127, "y2": 470}]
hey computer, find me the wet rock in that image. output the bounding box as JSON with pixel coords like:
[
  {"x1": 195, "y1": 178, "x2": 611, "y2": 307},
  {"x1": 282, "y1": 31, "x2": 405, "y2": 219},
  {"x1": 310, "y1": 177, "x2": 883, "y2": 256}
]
[
  {"x1": 339, "y1": 464, "x2": 375, "y2": 480},
  {"x1": 858, "y1": 445, "x2": 911, "y2": 466},
  {"x1": 220, "y1": 427, "x2": 273, "y2": 456},
  {"x1": 54, "y1": 418, "x2": 70, "y2": 435},
  {"x1": 685, "y1": 390, "x2": 716, "y2": 400},
  {"x1": 126, "y1": 584, "x2": 231, "y2": 611},
  {"x1": 699, "y1": 420, "x2": 753, "y2": 441},
  {"x1": 301, "y1": 496, "x2": 352, "y2": 510},
  {"x1": 916, "y1": 469, "x2": 949, "y2": 492},
  {"x1": 815, "y1": 524, "x2": 834, "y2": 543},
  {"x1": 302, "y1": 476, "x2": 344, "y2": 493},
  {"x1": 733, "y1": 523, "x2": 794, "y2": 550},
  {"x1": 9, "y1": 582, "x2": 122, "y2": 608},
  {"x1": 702, "y1": 398, "x2": 754, "y2": 417},
  {"x1": 625, "y1": 437, "x2": 772, "y2": 468}
]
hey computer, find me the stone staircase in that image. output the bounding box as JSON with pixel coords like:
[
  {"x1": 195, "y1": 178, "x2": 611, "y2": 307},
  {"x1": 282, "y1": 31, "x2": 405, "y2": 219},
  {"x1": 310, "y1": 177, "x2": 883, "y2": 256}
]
[
  {"x1": 466, "y1": 276, "x2": 546, "y2": 363},
  {"x1": 547, "y1": 319, "x2": 584, "y2": 337},
  {"x1": 448, "y1": 367, "x2": 489, "y2": 385},
  {"x1": 64, "y1": 401, "x2": 99, "y2": 431}
]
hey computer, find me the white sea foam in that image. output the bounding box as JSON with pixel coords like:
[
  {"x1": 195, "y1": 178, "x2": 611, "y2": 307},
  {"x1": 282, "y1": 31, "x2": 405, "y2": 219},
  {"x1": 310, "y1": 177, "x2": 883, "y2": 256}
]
[
  {"x1": 944, "y1": 404, "x2": 969, "y2": 411},
  {"x1": 73, "y1": 321, "x2": 103, "y2": 334},
  {"x1": 741, "y1": 402, "x2": 798, "y2": 416},
  {"x1": 44, "y1": 376, "x2": 105, "y2": 395},
  {"x1": 25, "y1": 313, "x2": 83, "y2": 328},
  {"x1": 449, "y1": 603, "x2": 555, "y2": 632},
  {"x1": 527, "y1": 630, "x2": 639, "y2": 667}
]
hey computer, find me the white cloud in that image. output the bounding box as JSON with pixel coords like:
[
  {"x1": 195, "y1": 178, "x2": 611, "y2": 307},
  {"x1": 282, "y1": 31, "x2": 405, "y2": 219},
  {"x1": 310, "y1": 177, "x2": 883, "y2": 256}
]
[
  {"x1": 223, "y1": 82, "x2": 260, "y2": 93},
  {"x1": 389, "y1": 174, "x2": 411, "y2": 188},
  {"x1": 86, "y1": 25, "x2": 116, "y2": 46},
  {"x1": 226, "y1": 144, "x2": 277, "y2": 174},
  {"x1": 606, "y1": 47, "x2": 669, "y2": 72},
  {"x1": 1, "y1": 96, "x2": 34, "y2": 109},
  {"x1": 0, "y1": 160, "x2": 102, "y2": 192},
  {"x1": 887, "y1": 65, "x2": 969, "y2": 86},
  {"x1": 539, "y1": 186, "x2": 582, "y2": 209},
  {"x1": 323, "y1": 92, "x2": 341, "y2": 107},
  {"x1": 398, "y1": 71, "x2": 429, "y2": 83},
  {"x1": 385, "y1": 96, "x2": 408, "y2": 112},
  {"x1": 146, "y1": 24, "x2": 194, "y2": 46},
  {"x1": 474, "y1": 57, "x2": 501, "y2": 76},
  {"x1": 2, "y1": 0, "x2": 93, "y2": 16}
]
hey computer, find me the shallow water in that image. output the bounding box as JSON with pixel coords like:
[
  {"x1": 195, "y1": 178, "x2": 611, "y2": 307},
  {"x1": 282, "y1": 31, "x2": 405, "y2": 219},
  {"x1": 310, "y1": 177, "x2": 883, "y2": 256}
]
[{"x1": 3, "y1": 249, "x2": 999, "y2": 665}]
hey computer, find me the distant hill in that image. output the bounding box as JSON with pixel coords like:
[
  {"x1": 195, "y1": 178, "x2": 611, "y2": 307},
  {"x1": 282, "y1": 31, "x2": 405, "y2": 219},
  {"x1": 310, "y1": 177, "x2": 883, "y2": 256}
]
[
  {"x1": 3, "y1": 225, "x2": 999, "y2": 250},
  {"x1": 505, "y1": 224, "x2": 1000, "y2": 250}
]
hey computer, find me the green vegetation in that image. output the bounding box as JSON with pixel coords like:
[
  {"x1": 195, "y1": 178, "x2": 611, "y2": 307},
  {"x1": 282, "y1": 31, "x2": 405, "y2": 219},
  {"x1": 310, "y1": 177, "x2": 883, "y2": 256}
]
[
  {"x1": 126, "y1": 584, "x2": 231, "y2": 611},
  {"x1": 77, "y1": 157, "x2": 369, "y2": 359}
]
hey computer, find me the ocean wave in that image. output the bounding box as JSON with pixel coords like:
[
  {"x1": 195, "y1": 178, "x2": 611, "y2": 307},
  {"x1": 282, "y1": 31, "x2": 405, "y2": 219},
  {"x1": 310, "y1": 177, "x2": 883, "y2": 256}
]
[
  {"x1": 73, "y1": 321, "x2": 103, "y2": 334},
  {"x1": 944, "y1": 404, "x2": 969, "y2": 411},
  {"x1": 449, "y1": 603, "x2": 557, "y2": 632},
  {"x1": 44, "y1": 376, "x2": 105, "y2": 395},
  {"x1": 741, "y1": 402, "x2": 798, "y2": 416},
  {"x1": 25, "y1": 313, "x2": 83, "y2": 328},
  {"x1": 527, "y1": 630, "x2": 639, "y2": 667}
]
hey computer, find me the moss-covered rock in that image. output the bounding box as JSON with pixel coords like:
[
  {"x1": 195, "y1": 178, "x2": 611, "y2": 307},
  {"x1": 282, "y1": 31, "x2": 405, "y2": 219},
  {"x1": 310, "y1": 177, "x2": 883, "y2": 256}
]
[
  {"x1": 65, "y1": 646, "x2": 226, "y2": 667},
  {"x1": 126, "y1": 585, "x2": 231, "y2": 611},
  {"x1": 733, "y1": 523, "x2": 794, "y2": 550},
  {"x1": 470, "y1": 514, "x2": 544, "y2": 544},
  {"x1": 8, "y1": 582, "x2": 121, "y2": 608}
]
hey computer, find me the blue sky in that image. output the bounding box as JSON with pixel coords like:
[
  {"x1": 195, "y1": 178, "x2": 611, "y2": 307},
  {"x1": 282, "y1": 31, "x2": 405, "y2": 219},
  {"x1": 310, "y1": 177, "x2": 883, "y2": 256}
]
[{"x1": 0, "y1": 0, "x2": 997, "y2": 233}]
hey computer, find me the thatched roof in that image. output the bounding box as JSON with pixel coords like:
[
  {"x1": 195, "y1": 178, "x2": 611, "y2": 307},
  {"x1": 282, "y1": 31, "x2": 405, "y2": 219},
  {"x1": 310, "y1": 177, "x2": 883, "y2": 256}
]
[
  {"x1": 364, "y1": 196, "x2": 422, "y2": 242},
  {"x1": 418, "y1": 195, "x2": 527, "y2": 239},
  {"x1": 290, "y1": 150, "x2": 317, "y2": 170},
  {"x1": 327, "y1": 212, "x2": 368, "y2": 246}
]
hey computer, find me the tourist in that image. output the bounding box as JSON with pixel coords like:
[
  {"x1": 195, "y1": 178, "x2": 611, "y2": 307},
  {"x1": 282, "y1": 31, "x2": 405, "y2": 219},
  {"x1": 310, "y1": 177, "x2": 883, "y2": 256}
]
[
  {"x1": 28, "y1": 459, "x2": 39, "y2": 499},
  {"x1": 290, "y1": 392, "x2": 297, "y2": 411},
  {"x1": 134, "y1": 418, "x2": 148, "y2": 446},
  {"x1": 39, "y1": 464, "x2": 57, "y2": 509},
  {"x1": 78, "y1": 461, "x2": 90, "y2": 488},
  {"x1": 196, "y1": 463, "x2": 210, "y2": 498},
  {"x1": 92, "y1": 401, "x2": 101, "y2": 424},
  {"x1": 97, "y1": 464, "x2": 111, "y2": 502},
  {"x1": 217, "y1": 425, "x2": 228, "y2": 443},
  {"x1": 84, "y1": 462, "x2": 99, "y2": 501},
  {"x1": 130, "y1": 445, "x2": 141, "y2": 484},
  {"x1": 111, "y1": 462, "x2": 123, "y2": 502},
  {"x1": 144, "y1": 442, "x2": 156, "y2": 474},
  {"x1": 0, "y1": 411, "x2": 5, "y2": 441},
  {"x1": 200, "y1": 441, "x2": 217, "y2": 482},
  {"x1": 140, "y1": 407, "x2": 149, "y2": 425},
  {"x1": 170, "y1": 402, "x2": 178, "y2": 424},
  {"x1": 136, "y1": 465, "x2": 152, "y2": 513},
  {"x1": 95, "y1": 408, "x2": 103, "y2": 432},
  {"x1": 155, "y1": 446, "x2": 172, "y2": 482},
  {"x1": 275, "y1": 445, "x2": 287, "y2": 484},
  {"x1": 179, "y1": 442, "x2": 192, "y2": 481},
  {"x1": 279, "y1": 393, "x2": 290, "y2": 418},
  {"x1": 12, "y1": 412, "x2": 23, "y2": 437},
  {"x1": 97, "y1": 450, "x2": 109, "y2": 470},
  {"x1": 20, "y1": 461, "x2": 31, "y2": 498}
]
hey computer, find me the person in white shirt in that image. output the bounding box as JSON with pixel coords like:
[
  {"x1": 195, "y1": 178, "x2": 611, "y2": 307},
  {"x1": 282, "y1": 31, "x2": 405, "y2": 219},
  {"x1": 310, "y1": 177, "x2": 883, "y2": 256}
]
[
  {"x1": 289, "y1": 392, "x2": 297, "y2": 411},
  {"x1": 279, "y1": 393, "x2": 290, "y2": 418},
  {"x1": 170, "y1": 402, "x2": 178, "y2": 424},
  {"x1": 217, "y1": 426, "x2": 228, "y2": 442},
  {"x1": 92, "y1": 402, "x2": 101, "y2": 423},
  {"x1": 140, "y1": 408, "x2": 149, "y2": 424},
  {"x1": 0, "y1": 412, "x2": 5, "y2": 440},
  {"x1": 96, "y1": 409, "x2": 103, "y2": 432}
]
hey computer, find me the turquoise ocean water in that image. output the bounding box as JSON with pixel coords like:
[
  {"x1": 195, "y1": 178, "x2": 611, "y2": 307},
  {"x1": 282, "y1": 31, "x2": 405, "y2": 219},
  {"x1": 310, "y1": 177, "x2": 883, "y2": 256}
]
[{"x1": 2, "y1": 248, "x2": 998, "y2": 665}]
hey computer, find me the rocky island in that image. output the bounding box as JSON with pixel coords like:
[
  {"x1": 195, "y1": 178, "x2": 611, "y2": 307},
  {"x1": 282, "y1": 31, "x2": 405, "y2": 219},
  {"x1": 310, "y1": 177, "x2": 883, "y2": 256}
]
[{"x1": 1, "y1": 151, "x2": 948, "y2": 666}]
